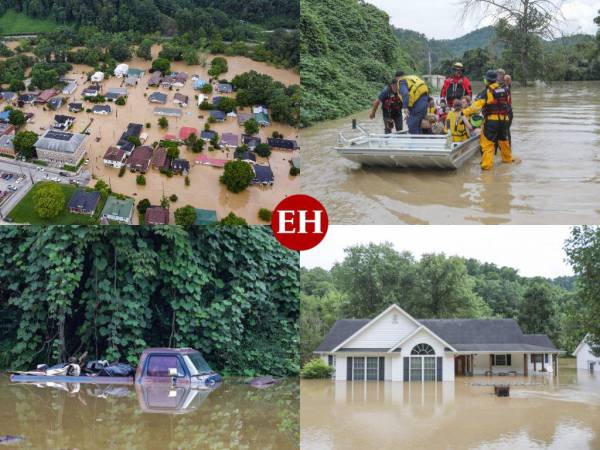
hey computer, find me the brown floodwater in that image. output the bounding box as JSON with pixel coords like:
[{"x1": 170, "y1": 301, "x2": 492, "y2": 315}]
[
  {"x1": 300, "y1": 81, "x2": 600, "y2": 224},
  {"x1": 301, "y1": 360, "x2": 600, "y2": 450},
  {"x1": 0, "y1": 376, "x2": 298, "y2": 449}
]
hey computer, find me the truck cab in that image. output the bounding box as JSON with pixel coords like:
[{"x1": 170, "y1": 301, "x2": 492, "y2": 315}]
[{"x1": 136, "y1": 348, "x2": 221, "y2": 389}]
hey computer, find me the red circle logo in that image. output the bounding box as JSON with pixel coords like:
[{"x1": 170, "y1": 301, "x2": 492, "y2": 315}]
[{"x1": 271, "y1": 194, "x2": 329, "y2": 251}]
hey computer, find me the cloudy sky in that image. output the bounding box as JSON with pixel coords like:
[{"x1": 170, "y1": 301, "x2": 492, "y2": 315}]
[
  {"x1": 366, "y1": 0, "x2": 598, "y2": 39},
  {"x1": 301, "y1": 226, "x2": 574, "y2": 278}
]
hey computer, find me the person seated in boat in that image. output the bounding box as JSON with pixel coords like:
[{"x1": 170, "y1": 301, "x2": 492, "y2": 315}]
[
  {"x1": 445, "y1": 99, "x2": 472, "y2": 143},
  {"x1": 438, "y1": 98, "x2": 448, "y2": 123},
  {"x1": 370, "y1": 79, "x2": 403, "y2": 134},
  {"x1": 427, "y1": 96, "x2": 439, "y2": 116}
]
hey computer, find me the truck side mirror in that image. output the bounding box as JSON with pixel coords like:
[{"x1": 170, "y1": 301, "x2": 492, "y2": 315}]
[{"x1": 168, "y1": 368, "x2": 178, "y2": 377}]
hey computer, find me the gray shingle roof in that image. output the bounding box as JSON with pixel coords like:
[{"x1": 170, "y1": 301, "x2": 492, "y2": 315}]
[
  {"x1": 315, "y1": 316, "x2": 558, "y2": 353},
  {"x1": 35, "y1": 130, "x2": 86, "y2": 154}
]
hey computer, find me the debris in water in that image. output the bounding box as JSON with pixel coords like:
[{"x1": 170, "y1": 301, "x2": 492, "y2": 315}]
[{"x1": 0, "y1": 435, "x2": 25, "y2": 445}]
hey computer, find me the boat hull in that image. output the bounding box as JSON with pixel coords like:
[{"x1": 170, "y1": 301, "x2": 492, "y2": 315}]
[{"x1": 335, "y1": 134, "x2": 481, "y2": 169}]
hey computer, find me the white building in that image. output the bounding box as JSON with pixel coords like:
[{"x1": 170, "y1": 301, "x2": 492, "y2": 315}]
[
  {"x1": 573, "y1": 334, "x2": 600, "y2": 371},
  {"x1": 316, "y1": 304, "x2": 562, "y2": 382},
  {"x1": 114, "y1": 64, "x2": 129, "y2": 78},
  {"x1": 91, "y1": 72, "x2": 105, "y2": 83}
]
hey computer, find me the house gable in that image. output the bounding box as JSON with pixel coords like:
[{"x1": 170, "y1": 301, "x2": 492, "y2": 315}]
[
  {"x1": 397, "y1": 327, "x2": 449, "y2": 356},
  {"x1": 333, "y1": 304, "x2": 420, "y2": 351}
]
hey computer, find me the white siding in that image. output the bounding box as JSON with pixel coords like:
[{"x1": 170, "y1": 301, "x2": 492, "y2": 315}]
[
  {"x1": 443, "y1": 354, "x2": 455, "y2": 381},
  {"x1": 344, "y1": 309, "x2": 418, "y2": 349},
  {"x1": 576, "y1": 342, "x2": 600, "y2": 370},
  {"x1": 399, "y1": 328, "x2": 446, "y2": 357}
]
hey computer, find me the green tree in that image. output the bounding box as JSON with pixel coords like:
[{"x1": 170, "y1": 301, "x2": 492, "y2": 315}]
[
  {"x1": 8, "y1": 79, "x2": 25, "y2": 92},
  {"x1": 220, "y1": 212, "x2": 248, "y2": 225},
  {"x1": 13, "y1": 131, "x2": 38, "y2": 159},
  {"x1": 216, "y1": 96, "x2": 236, "y2": 113},
  {"x1": 258, "y1": 208, "x2": 272, "y2": 222},
  {"x1": 158, "y1": 117, "x2": 169, "y2": 129},
  {"x1": 208, "y1": 56, "x2": 228, "y2": 77},
  {"x1": 152, "y1": 58, "x2": 171, "y2": 73},
  {"x1": 32, "y1": 183, "x2": 65, "y2": 219},
  {"x1": 136, "y1": 174, "x2": 146, "y2": 185},
  {"x1": 9, "y1": 109, "x2": 26, "y2": 127},
  {"x1": 137, "y1": 39, "x2": 153, "y2": 60},
  {"x1": 255, "y1": 143, "x2": 272, "y2": 158},
  {"x1": 137, "y1": 198, "x2": 151, "y2": 216},
  {"x1": 183, "y1": 48, "x2": 200, "y2": 65},
  {"x1": 244, "y1": 118, "x2": 259, "y2": 135},
  {"x1": 174, "y1": 205, "x2": 197, "y2": 227},
  {"x1": 220, "y1": 160, "x2": 255, "y2": 193},
  {"x1": 518, "y1": 280, "x2": 558, "y2": 340}
]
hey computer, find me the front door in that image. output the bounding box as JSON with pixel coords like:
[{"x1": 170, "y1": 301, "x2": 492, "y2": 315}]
[{"x1": 455, "y1": 356, "x2": 465, "y2": 376}]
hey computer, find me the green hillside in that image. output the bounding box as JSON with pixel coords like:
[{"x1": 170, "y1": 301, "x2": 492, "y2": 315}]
[
  {"x1": 0, "y1": 9, "x2": 57, "y2": 35},
  {"x1": 300, "y1": 0, "x2": 415, "y2": 126}
]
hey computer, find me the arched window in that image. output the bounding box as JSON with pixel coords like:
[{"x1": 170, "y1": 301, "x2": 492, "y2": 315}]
[{"x1": 411, "y1": 343, "x2": 435, "y2": 355}]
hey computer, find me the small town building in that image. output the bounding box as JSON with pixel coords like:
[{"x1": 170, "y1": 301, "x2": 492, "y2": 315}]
[
  {"x1": 220, "y1": 133, "x2": 239, "y2": 149},
  {"x1": 291, "y1": 157, "x2": 301, "y2": 171},
  {"x1": 0, "y1": 123, "x2": 16, "y2": 137},
  {"x1": 18, "y1": 93, "x2": 37, "y2": 105},
  {"x1": 194, "y1": 208, "x2": 218, "y2": 225},
  {"x1": 197, "y1": 94, "x2": 206, "y2": 106},
  {"x1": 573, "y1": 334, "x2": 600, "y2": 371},
  {"x1": 91, "y1": 72, "x2": 105, "y2": 83},
  {"x1": 174, "y1": 93, "x2": 189, "y2": 107},
  {"x1": 154, "y1": 107, "x2": 182, "y2": 117},
  {"x1": 105, "y1": 87, "x2": 127, "y2": 101},
  {"x1": 125, "y1": 76, "x2": 139, "y2": 87},
  {"x1": 92, "y1": 104, "x2": 112, "y2": 115},
  {"x1": 242, "y1": 134, "x2": 261, "y2": 149},
  {"x1": 212, "y1": 96, "x2": 222, "y2": 106},
  {"x1": 48, "y1": 97, "x2": 64, "y2": 110},
  {"x1": 151, "y1": 146, "x2": 169, "y2": 170},
  {"x1": 129, "y1": 145, "x2": 153, "y2": 173},
  {"x1": 35, "y1": 130, "x2": 86, "y2": 167},
  {"x1": 172, "y1": 72, "x2": 188, "y2": 87},
  {"x1": 171, "y1": 158, "x2": 190, "y2": 175},
  {"x1": 114, "y1": 64, "x2": 129, "y2": 78},
  {"x1": 200, "y1": 130, "x2": 216, "y2": 140},
  {"x1": 237, "y1": 112, "x2": 253, "y2": 126},
  {"x1": 148, "y1": 92, "x2": 167, "y2": 104},
  {"x1": 210, "y1": 110, "x2": 226, "y2": 122},
  {"x1": 1, "y1": 92, "x2": 17, "y2": 104},
  {"x1": 194, "y1": 79, "x2": 208, "y2": 90},
  {"x1": 52, "y1": 115, "x2": 75, "y2": 131},
  {"x1": 147, "y1": 71, "x2": 162, "y2": 87},
  {"x1": 267, "y1": 138, "x2": 300, "y2": 151},
  {"x1": 82, "y1": 85, "x2": 101, "y2": 97},
  {"x1": 35, "y1": 89, "x2": 57, "y2": 104},
  {"x1": 68, "y1": 189, "x2": 101, "y2": 215},
  {"x1": 161, "y1": 76, "x2": 175, "y2": 88},
  {"x1": 254, "y1": 111, "x2": 270, "y2": 127},
  {"x1": 252, "y1": 165, "x2": 274, "y2": 185},
  {"x1": 195, "y1": 154, "x2": 227, "y2": 168},
  {"x1": 217, "y1": 83, "x2": 233, "y2": 93},
  {"x1": 62, "y1": 81, "x2": 78, "y2": 95},
  {"x1": 101, "y1": 196, "x2": 134, "y2": 224},
  {"x1": 236, "y1": 150, "x2": 256, "y2": 164},
  {"x1": 146, "y1": 206, "x2": 169, "y2": 225},
  {"x1": 127, "y1": 68, "x2": 145, "y2": 78},
  {"x1": 68, "y1": 102, "x2": 84, "y2": 113},
  {"x1": 103, "y1": 146, "x2": 127, "y2": 168},
  {"x1": 179, "y1": 127, "x2": 198, "y2": 142},
  {"x1": 0, "y1": 134, "x2": 15, "y2": 157},
  {"x1": 316, "y1": 304, "x2": 562, "y2": 382}
]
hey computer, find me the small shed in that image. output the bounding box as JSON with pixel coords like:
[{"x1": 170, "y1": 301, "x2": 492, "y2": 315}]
[
  {"x1": 91, "y1": 72, "x2": 105, "y2": 83},
  {"x1": 114, "y1": 64, "x2": 129, "y2": 78}
]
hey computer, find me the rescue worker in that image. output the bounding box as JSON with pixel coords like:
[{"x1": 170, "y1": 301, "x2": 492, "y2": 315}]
[
  {"x1": 396, "y1": 71, "x2": 429, "y2": 134},
  {"x1": 440, "y1": 62, "x2": 472, "y2": 106},
  {"x1": 370, "y1": 79, "x2": 403, "y2": 134},
  {"x1": 497, "y1": 68, "x2": 513, "y2": 143},
  {"x1": 462, "y1": 70, "x2": 514, "y2": 170}
]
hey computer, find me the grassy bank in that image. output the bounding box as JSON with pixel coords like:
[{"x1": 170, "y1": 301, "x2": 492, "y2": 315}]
[
  {"x1": 0, "y1": 9, "x2": 57, "y2": 35},
  {"x1": 8, "y1": 181, "x2": 106, "y2": 225}
]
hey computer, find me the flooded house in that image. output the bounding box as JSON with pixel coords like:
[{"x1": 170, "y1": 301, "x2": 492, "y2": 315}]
[
  {"x1": 210, "y1": 110, "x2": 226, "y2": 122},
  {"x1": 174, "y1": 93, "x2": 189, "y2": 107},
  {"x1": 147, "y1": 71, "x2": 162, "y2": 87},
  {"x1": 91, "y1": 104, "x2": 112, "y2": 115},
  {"x1": 252, "y1": 165, "x2": 274, "y2": 185},
  {"x1": 154, "y1": 107, "x2": 182, "y2": 118},
  {"x1": 91, "y1": 71, "x2": 105, "y2": 83},
  {"x1": 148, "y1": 92, "x2": 167, "y2": 104},
  {"x1": 145, "y1": 206, "x2": 169, "y2": 225},
  {"x1": 67, "y1": 189, "x2": 101, "y2": 215},
  {"x1": 62, "y1": 80, "x2": 78, "y2": 95},
  {"x1": 217, "y1": 83, "x2": 233, "y2": 94},
  {"x1": 267, "y1": 138, "x2": 300, "y2": 151},
  {"x1": 35, "y1": 89, "x2": 57, "y2": 104},
  {"x1": 178, "y1": 127, "x2": 198, "y2": 142},
  {"x1": 220, "y1": 132, "x2": 239, "y2": 149},
  {"x1": 103, "y1": 146, "x2": 127, "y2": 169},
  {"x1": 114, "y1": 63, "x2": 129, "y2": 78},
  {"x1": 573, "y1": 334, "x2": 600, "y2": 371},
  {"x1": 151, "y1": 146, "x2": 170, "y2": 171},
  {"x1": 315, "y1": 304, "x2": 562, "y2": 381},
  {"x1": 52, "y1": 115, "x2": 75, "y2": 131},
  {"x1": 34, "y1": 130, "x2": 87, "y2": 167},
  {"x1": 68, "y1": 102, "x2": 83, "y2": 113},
  {"x1": 100, "y1": 196, "x2": 134, "y2": 224},
  {"x1": 128, "y1": 145, "x2": 153, "y2": 173}
]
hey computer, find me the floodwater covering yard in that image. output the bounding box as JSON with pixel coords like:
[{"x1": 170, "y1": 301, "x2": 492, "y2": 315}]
[
  {"x1": 0, "y1": 376, "x2": 298, "y2": 449},
  {"x1": 301, "y1": 359, "x2": 600, "y2": 450}
]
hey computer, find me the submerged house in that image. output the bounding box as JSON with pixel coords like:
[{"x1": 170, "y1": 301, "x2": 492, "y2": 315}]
[
  {"x1": 573, "y1": 334, "x2": 600, "y2": 371},
  {"x1": 315, "y1": 304, "x2": 562, "y2": 382}
]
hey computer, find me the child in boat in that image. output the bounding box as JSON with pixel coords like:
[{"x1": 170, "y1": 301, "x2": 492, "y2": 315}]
[
  {"x1": 462, "y1": 96, "x2": 482, "y2": 135},
  {"x1": 438, "y1": 98, "x2": 448, "y2": 123},
  {"x1": 445, "y1": 99, "x2": 473, "y2": 142}
]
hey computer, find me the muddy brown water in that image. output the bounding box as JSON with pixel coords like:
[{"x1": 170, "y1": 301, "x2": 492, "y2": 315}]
[
  {"x1": 300, "y1": 81, "x2": 600, "y2": 224},
  {"x1": 0, "y1": 376, "x2": 298, "y2": 449},
  {"x1": 301, "y1": 360, "x2": 600, "y2": 450}
]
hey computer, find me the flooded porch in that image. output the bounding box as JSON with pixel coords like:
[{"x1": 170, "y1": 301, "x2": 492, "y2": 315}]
[{"x1": 301, "y1": 360, "x2": 600, "y2": 449}]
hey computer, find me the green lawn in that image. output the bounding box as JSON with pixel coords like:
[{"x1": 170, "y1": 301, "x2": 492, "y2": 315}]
[
  {"x1": 8, "y1": 182, "x2": 106, "y2": 225},
  {"x1": 0, "y1": 9, "x2": 57, "y2": 35}
]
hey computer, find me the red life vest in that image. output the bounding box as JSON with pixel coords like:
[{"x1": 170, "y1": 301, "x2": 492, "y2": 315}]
[
  {"x1": 446, "y1": 77, "x2": 466, "y2": 100},
  {"x1": 482, "y1": 85, "x2": 510, "y2": 117},
  {"x1": 382, "y1": 91, "x2": 402, "y2": 112}
]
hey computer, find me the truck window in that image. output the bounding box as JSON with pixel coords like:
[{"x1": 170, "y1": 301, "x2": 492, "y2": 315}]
[{"x1": 146, "y1": 355, "x2": 185, "y2": 377}]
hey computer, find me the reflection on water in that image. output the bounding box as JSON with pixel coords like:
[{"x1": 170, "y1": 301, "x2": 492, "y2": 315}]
[
  {"x1": 301, "y1": 365, "x2": 600, "y2": 450},
  {"x1": 0, "y1": 376, "x2": 299, "y2": 449},
  {"x1": 301, "y1": 81, "x2": 600, "y2": 224}
]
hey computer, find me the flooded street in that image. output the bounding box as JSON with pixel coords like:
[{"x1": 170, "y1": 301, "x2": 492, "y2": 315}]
[
  {"x1": 301, "y1": 81, "x2": 600, "y2": 224},
  {"x1": 301, "y1": 360, "x2": 600, "y2": 450},
  {"x1": 0, "y1": 376, "x2": 298, "y2": 449}
]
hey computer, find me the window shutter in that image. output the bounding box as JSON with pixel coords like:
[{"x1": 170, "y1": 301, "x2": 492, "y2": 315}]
[
  {"x1": 507, "y1": 354, "x2": 511, "y2": 366},
  {"x1": 491, "y1": 354, "x2": 495, "y2": 365},
  {"x1": 346, "y1": 357, "x2": 353, "y2": 381},
  {"x1": 379, "y1": 357, "x2": 385, "y2": 381},
  {"x1": 437, "y1": 356, "x2": 443, "y2": 381},
  {"x1": 403, "y1": 357, "x2": 409, "y2": 382},
  {"x1": 328, "y1": 355, "x2": 333, "y2": 366}
]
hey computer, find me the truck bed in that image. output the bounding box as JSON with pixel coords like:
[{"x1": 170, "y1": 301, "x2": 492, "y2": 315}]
[{"x1": 10, "y1": 374, "x2": 134, "y2": 385}]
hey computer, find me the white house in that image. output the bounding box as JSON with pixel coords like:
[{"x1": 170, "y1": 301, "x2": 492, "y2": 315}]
[
  {"x1": 91, "y1": 72, "x2": 105, "y2": 83},
  {"x1": 114, "y1": 64, "x2": 129, "y2": 78},
  {"x1": 573, "y1": 334, "x2": 600, "y2": 371},
  {"x1": 315, "y1": 304, "x2": 562, "y2": 382}
]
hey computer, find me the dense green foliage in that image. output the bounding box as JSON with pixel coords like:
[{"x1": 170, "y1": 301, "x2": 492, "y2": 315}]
[
  {"x1": 13, "y1": 130, "x2": 38, "y2": 159},
  {"x1": 300, "y1": 358, "x2": 332, "y2": 378},
  {"x1": 300, "y1": 242, "x2": 584, "y2": 364},
  {"x1": 32, "y1": 183, "x2": 65, "y2": 219},
  {"x1": 565, "y1": 226, "x2": 600, "y2": 350},
  {"x1": 220, "y1": 160, "x2": 255, "y2": 193},
  {"x1": 0, "y1": 227, "x2": 300, "y2": 377},
  {"x1": 174, "y1": 205, "x2": 197, "y2": 227},
  {"x1": 300, "y1": 0, "x2": 414, "y2": 125}
]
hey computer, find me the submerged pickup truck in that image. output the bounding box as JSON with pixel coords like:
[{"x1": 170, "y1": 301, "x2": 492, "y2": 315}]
[{"x1": 10, "y1": 348, "x2": 222, "y2": 389}]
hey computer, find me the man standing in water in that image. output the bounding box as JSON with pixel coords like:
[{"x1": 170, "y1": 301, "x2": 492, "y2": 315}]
[
  {"x1": 497, "y1": 68, "x2": 513, "y2": 143},
  {"x1": 370, "y1": 79, "x2": 403, "y2": 134},
  {"x1": 462, "y1": 70, "x2": 515, "y2": 170},
  {"x1": 441, "y1": 62, "x2": 472, "y2": 106},
  {"x1": 397, "y1": 71, "x2": 429, "y2": 134}
]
